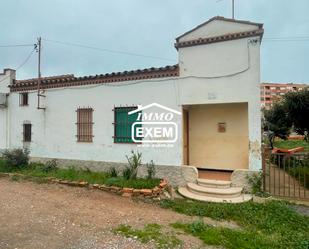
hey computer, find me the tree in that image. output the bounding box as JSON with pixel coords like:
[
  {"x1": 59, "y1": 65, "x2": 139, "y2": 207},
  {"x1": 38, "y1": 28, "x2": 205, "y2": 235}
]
[
  {"x1": 284, "y1": 88, "x2": 309, "y2": 141},
  {"x1": 263, "y1": 103, "x2": 292, "y2": 149}
]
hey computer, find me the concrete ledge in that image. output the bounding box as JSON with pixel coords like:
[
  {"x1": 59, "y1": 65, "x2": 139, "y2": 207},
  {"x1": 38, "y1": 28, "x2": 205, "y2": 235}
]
[{"x1": 30, "y1": 157, "x2": 198, "y2": 187}]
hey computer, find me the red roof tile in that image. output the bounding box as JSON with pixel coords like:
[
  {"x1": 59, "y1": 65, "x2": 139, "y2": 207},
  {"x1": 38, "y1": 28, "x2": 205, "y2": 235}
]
[{"x1": 10, "y1": 65, "x2": 179, "y2": 92}]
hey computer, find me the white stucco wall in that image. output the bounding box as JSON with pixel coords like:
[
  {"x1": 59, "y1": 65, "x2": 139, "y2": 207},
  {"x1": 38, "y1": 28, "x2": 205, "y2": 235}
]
[
  {"x1": 1, "y1": 19, "x2": 262, "y2": 170},
  {"x1": 0, "y1": 69, "x2": 14, "y2": 150}
]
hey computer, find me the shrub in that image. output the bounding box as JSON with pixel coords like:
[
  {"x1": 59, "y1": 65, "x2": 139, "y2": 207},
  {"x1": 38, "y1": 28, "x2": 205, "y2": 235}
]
[
  {"x1": 1, "y1": 148, "x2": 30, "y2": 169},
  {"x1": 107, "y1": 166, "x2": 118, "y2": 177},
  {"x1": 124, "y1": 150, "x2": 142, "y2": 180},
  {"x1": 41, "y1": 159, "x2": 58, "y2": 173},
  {"x1": 146, "y1": 160, "x2": 156, "y2": 179},
  {"x1": 247, "y1": 171, "x2": 269, "y2": 197}
]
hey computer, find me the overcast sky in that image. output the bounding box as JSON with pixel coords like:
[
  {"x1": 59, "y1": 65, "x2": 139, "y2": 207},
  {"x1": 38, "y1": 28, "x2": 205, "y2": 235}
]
[{"x1": 1, "y1": 0, "x2": 309, "y2": 83}]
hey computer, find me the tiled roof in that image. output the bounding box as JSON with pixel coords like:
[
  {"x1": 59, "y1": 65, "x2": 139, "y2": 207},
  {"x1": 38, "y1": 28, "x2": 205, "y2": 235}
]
[
  {"x1": 175, "y1": 29, "x2": 264, "y2": 49},
  {"x1": 10, "y1": 65, "x2": 179, "y2": 92}
]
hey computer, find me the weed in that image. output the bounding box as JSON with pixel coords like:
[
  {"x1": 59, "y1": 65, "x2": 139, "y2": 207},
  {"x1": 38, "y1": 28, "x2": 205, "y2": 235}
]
[
  {"x1": 107, "y1": 167, "x2": 118, "y2": 177},
  {"x1": 124, "y1": 150, "x2": 142, "y2": 180},
  {"x1": 114, "y1": 223, "x2": 182, "y2": 249},
  {"x1": 146, "y1": 160, "x2": 156, "y2": 179},
  {"x1": 161, "y1": 199, "x2": 309, "y2": 249}
]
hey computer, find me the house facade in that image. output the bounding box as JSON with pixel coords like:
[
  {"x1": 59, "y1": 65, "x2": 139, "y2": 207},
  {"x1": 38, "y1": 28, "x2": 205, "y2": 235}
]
[{"x1": 0, "y1": 16, "x2": 264, "y2": 186}]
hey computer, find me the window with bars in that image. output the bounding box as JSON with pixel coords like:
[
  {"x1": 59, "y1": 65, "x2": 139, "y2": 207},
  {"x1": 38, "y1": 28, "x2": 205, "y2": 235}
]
[
  {"x1": 19, "y1": 93, "x2": 29, "y2": 106},
  {"x1": 76, "y1": 108, "x2": 94, "y2": 142},
  {"x1": 113, "y1": 106, "x2": 142, "y2": 143},
  {"x1": 23, "y1": 123, "x2": 32, "y2": 142}
]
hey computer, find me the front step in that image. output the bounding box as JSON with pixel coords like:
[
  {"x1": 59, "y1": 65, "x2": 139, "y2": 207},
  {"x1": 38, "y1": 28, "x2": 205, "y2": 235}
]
[
  {"x1": 178, "y1": 187, "x2": 252, "y2": 203},
  {"x1": 187, "y1": 182, "x2": 242, "y2": 198},
  {"x1": 177, "y1": 177, "x2": 252, "y2": 203},
  {"x1": 197, "y1": 178, "x2": 231, "y2": 189}
]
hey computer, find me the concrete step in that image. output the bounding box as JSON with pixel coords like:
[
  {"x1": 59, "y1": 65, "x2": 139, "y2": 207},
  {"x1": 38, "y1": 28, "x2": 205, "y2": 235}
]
[
  {"x1": 187, "y1": 182, "x2": 242, "y2": 198},
  {"x1": 178, "y1": 187, "x2": 252, "y2": 203},
  {"x1": 197, "y1": 178, "x2": 231, "y2": 189}
]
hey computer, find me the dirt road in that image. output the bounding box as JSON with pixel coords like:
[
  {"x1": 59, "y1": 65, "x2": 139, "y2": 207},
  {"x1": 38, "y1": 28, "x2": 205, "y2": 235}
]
[{"x1": 0, "y1": 178, "x2": 205, "y2": 249}]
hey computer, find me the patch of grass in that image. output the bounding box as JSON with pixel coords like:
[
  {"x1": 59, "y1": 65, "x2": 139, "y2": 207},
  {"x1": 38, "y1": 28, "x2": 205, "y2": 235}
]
[
  {"x1": 0, "y1": 159, "x2": 161, "y2": 189},
  {"x1": 171, "y1": 220, "x2": 276, "y2": 249},
  {"x1": 114, "y1": 223, "x2": 182, "y2": 249},
  {"x1": 105, "y1": 177, "x2": 160, "y2": 189},
  {"x1": 161, "y1": 199, "x2": 309, "y2": 249},
  {"x1": 14, "y1": 164, "x2": 109, "y2": 185},
  {"x1": 274, "y1": 139, "x2": 309, "y2": 151}
]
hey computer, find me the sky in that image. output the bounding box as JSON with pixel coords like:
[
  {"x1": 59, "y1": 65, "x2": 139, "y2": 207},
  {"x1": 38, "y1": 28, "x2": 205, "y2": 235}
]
[{"x1": 0, "y1": 0, "x2": 309, "y2": 83}]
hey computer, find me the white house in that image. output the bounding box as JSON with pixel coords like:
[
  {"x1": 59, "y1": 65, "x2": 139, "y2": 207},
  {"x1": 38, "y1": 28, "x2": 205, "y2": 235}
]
[{"x1": 0, "y1": 16, "x2": 263, "y2": 193}]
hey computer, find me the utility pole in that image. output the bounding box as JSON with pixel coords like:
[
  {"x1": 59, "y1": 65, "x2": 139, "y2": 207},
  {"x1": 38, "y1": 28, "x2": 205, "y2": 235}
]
[{"x1": 36, "y1": 37, "x2": 45, "y2": 110}]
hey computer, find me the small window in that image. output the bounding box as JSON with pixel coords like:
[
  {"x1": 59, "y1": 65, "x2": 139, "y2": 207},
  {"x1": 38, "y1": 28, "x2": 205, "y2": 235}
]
[
  {"x1": 76, "y1": 108, "x2": 94, "y2": 142},
  {"x1": 23, "y1": 123, "x2": 32, "y2": 142},
  {"x1": 20, "y1": 93, "x2": 29, "y2": 106},
  {"x1": 113, "y1": 106, "x2": 141, "y2": 143}
]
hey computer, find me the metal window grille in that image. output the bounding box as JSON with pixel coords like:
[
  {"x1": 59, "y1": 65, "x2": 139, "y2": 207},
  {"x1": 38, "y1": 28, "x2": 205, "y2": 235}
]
[
  {"x1": 76, "y1": 107, "x2": 94, "y2": 142},
  {"x1": 113, "y1": 106, "x2": 141, "y2": 143},
  {"x1": 19, "y1": 93, "x2": 29, "y2": 106},
  {"x1": 23, "y1": 123, "x2": 32, "y2": 142}
]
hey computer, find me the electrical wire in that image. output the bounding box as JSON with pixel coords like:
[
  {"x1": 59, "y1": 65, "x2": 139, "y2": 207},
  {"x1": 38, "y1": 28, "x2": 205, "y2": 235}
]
[
  {"x1": 264, "y1": 35, "x2": 309, "y2": 42},
  {"x1": 0, "y1": 47, "x2": 36, "y2": 83},
  {"x1": 0, "y1": 44, "x2": 34, "y2": 48},
  {"x1": 14, "y1": 39, "x2": 253, "y2": 93},
  {"x1": 42, "y1": 38, "x2": 175, "y2": 62}
]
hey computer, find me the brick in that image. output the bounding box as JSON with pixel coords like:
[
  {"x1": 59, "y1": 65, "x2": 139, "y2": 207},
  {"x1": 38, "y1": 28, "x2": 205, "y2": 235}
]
[
  {"x1": 110, "y1": 186, "x2": 121, "y2": 192},
  {"x1": 78, "y1": 181, "x2": 88, "y2": 187},
  {"x1": 159, "y1": 181, "x2": 168, "y2": 189},
  {"x1": 132, "y1": 189, "x2": 141, "y2": 196},
  {"x1": 92, "y1": 184, "x2": 100, "y2": 188},
  {"x1": 122, "y1": 188, "x2": 134, "y2": 193},
  {"x1": 99, "y1": 185, "x2": 111, "y2": 191},
  {"x1": 140, "y1": 189, "x2": 152, "y2": 196},
  {"x1": 122, "y1": 192, "x2": 132, "y2": 198}
]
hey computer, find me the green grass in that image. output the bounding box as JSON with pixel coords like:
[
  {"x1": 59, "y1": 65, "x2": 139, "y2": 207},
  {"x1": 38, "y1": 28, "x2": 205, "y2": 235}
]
[
  {"x1": 161, "y1": 199, "x2": 309, "y2": 249},
  {"x1": 274, "y1": 139, "x2": 309, "y2": 152},
  {"x1": 105, "y1": 177, "x2": 160, "y2": 189},
  {"x1": 289, "y1": 166, "x2": 309, "y2": 189},
  {"x1": 172, "y1": 220, "x2": 276, "y2": 249},
  {"x1": 114, "y1": 223, "x2": 182, "y2": 249},
  {"x1": 0, "y1": 160, "x2": 160, "y2": 189}
]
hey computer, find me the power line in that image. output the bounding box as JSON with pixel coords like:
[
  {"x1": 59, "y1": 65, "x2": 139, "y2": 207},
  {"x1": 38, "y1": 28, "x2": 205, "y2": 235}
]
[
  {"x1": 0, "y1": 44, "x2": 34, "y2": 48},
  {"x1": 264, "y1": 36, "x2": 309, "y2": 42},
  {"x1": 0, "y1": 47, "x2": 36, "y2": 83},
  {"x1": 42, "y1": 38, "x2": 175, "y2": 62}
]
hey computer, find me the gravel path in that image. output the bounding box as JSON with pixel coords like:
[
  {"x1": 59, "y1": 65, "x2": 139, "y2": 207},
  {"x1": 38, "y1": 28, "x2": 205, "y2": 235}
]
[{"x1": 0, "y1": 178, "x2": 211, "y2": 249}]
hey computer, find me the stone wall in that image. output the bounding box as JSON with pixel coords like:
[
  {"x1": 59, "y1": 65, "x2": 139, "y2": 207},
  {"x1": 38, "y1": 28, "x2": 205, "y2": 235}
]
[{"x1": 30, "y1": 157, "x2": 198, "y2": 187}]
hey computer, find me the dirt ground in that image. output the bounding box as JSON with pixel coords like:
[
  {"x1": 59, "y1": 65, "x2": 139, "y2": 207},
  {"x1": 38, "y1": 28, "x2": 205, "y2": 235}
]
[{"x1": 0, "y1": 177, "x2": 231, "y2": 249}]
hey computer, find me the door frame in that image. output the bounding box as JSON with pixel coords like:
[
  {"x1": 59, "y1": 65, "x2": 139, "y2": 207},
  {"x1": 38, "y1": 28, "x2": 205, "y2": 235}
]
[{"x1": 182, "y1": 108, "x2": 189, "y2": 165}]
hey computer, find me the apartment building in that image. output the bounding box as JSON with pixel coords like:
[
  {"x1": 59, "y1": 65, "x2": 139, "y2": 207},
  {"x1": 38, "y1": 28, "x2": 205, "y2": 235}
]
[{"x1": 261, "y1": 82, "x2": 307, "y2": 109}]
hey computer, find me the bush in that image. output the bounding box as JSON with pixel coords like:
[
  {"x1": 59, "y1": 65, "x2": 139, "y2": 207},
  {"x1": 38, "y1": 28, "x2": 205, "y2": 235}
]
[
  {"x1": 124, "y1": 150, "x2": 142, "y2": 180},
  {"x1": 1, "y1": 148, "x2": 30, "y2": 169},
  {"x1": 146, "y1": 160, "x2": 156, "y2": 179}
]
